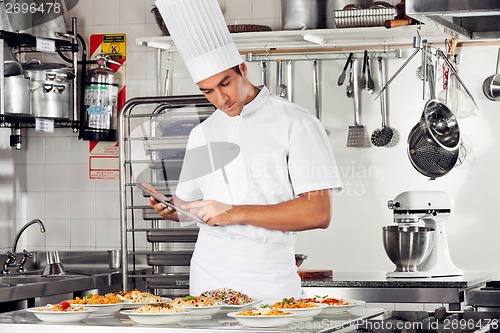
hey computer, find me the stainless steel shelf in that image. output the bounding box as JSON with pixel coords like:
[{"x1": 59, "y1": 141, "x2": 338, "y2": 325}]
[{"x1": 137, "y1": 25, "x2": 452, "y2": 54}]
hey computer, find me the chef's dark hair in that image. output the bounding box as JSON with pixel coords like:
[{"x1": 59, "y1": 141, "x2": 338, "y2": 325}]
[{"x1": 232, "y1": 64, "x2": 242, "y2": 76}]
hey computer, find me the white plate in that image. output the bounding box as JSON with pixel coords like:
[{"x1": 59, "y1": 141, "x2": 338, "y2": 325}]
[
  {"x1": 275, "y1": 303, "x2": 328, "y2": 320},
  {"x1": 120, "y1": 309, "x2": 191, "y2": 325},
  {"x1": 183, "y1": 305, "x2": 222, "y2": 318},
  {"x1": 121, "y1": 298, "x2": 171, "y2": 309},
  {"x1": 219, "y1": 300, "x2": 260, "y2": 312},
  {"x1": 227, "y1": 311, "x2": 297, "y2": 328},
  {"x1": 78, "y1": 303, "x2": 124, "y2": 316},
  {"x1": 26, "y1": 307, "x2": 96, "y2": 323},
  {"x1": 319, "y1": 300, "x2": 364, "y2": 315}
]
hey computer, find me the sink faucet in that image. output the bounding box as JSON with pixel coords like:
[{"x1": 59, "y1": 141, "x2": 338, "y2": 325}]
[{"x1": 2, "y1": 219, "x2": 46, "y2": 275}]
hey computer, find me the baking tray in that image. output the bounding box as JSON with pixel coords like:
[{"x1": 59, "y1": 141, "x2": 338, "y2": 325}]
[
  {"x1": 146, "y1": 251, "x2": 194, "y2": 266},
  {"x1": 145, "y1": 273, "x2": 190, "y2": 288},
  {"x1": 146, "y1": 228, "x2": 199, "y2": 243}
]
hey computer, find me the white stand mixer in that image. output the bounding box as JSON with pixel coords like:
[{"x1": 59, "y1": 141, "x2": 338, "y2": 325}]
[{"x1": 386, "y1": 191, "x2": 463, "y2": 278}]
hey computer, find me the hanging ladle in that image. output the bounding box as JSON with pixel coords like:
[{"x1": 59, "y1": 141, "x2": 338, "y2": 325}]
[{"x1": 371, "y1": 57, "x2": 394, "y2": 147}]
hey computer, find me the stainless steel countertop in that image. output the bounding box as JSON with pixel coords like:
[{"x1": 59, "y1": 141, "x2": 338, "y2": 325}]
[
  {"x1": 301, "y1": 271, "x2": 496, "y2": 288},
  {"x1": 301, "y1": 271, "x2": 496, "y2": 311},
  {"x1": 0, "y1": 304, "x2": 388, "y2": 333}
]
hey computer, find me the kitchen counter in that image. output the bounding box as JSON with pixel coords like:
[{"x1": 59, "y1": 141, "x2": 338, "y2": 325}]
[
  {"x1": 0, "y1": 304, "x2": 388, "y2": 333},
  {"x1": 301, "y1": 271, "x2": 495, "y2": 310}
]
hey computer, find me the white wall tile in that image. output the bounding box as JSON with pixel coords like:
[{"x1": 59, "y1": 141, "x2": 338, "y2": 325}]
[
  {"x1": 119, "y1": 0, "x2": 147, "y2": 25},
  {"x1": 70, "y1": 139, "x2": 90, "y2": 164},
  {"x1": 45, "y1": 136, "x2": 71, "y2": 164},
  {"x1": 95, "y1": 191, "x2": 120, "y2": 219},
  {"x1": 46, "y1": 165, "x2": 71, "y2": 192},
  {"x1": 95, "y1": 219, "x2": 120, "y2": 249},
  {"x1": 70, "y1": 192, "x2": 95, "y2": 219},
  {"x1": 44, "y1": 218, "x2": 71, "y2": 250},
  {"x1": 70, "y1": 219, "x2": 96, "y2": 248},
  {"x1": 125, "y1": 51, "x2": 146, "y2": 80},
  {"x1": 70, "y1": 164, "x2": 96, "y2": 192},
  {"x1": 224, "y1": 0, "x2": 252, "y2": 24},
  {"x1": 94, "y1": 0, "x2": 120, "y2": 26},
  {"x1": 26, "y1": 192, "x2": 46, "y2": 219},
  {"x1": 26, "y1": 164, "x2": 46, "y2": 192},
  {"x1": 94, "y1": 179, "x2": 119, "y2": 192},
  {"x1": 26, "y1": 135, "x2": 45, "y2": 164},
  {"x1": 45, "y1": 192, "x2": 71, "y2": 219},
  {"x1": 252, "y1": 0, "x2": 281, "y2": 19}
]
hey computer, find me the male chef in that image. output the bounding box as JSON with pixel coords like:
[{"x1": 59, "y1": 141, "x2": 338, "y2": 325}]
[{"x1": 151, "y1": 0, "x2": 343, "y2": 300}]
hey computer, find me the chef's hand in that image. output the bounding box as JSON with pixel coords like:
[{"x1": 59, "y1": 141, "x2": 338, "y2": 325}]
[
  {"x1": 182, "y1": 200, "x2": 235, "y2": 227},
  {"x1": 149, "y1": 197, "x2": 179, "y2": 221}
]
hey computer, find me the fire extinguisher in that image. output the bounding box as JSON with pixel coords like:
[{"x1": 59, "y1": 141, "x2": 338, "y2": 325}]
[{"x1": 81, "y1": 54, "x2": 121, "y2": 141}]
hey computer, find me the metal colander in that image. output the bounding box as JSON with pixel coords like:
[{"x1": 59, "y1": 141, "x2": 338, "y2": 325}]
[{"x1": 407, "y1": 123, "x2": 459, "y2": 180}]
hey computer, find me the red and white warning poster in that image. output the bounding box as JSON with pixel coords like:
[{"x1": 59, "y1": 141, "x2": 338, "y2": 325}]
[{"x1": 88, "y1": 33, "x2": 126, "y2": 180}]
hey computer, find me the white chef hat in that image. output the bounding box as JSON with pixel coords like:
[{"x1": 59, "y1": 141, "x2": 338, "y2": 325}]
[{"x1": 155, "y1": 0, "x2": 243, "y2": 83}]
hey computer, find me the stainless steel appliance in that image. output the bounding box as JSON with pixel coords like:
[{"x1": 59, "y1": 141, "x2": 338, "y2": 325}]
[{"x1": 384, "y1": 191, "x2": 463, "y2": 278}]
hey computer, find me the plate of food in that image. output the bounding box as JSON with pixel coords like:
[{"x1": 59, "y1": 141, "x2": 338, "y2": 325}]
[
  {"x1": 271, "y1": 298, "x2": 328, "y2": 320},
  {"x1": 227, "y1": 307, "x2": 297, "y2": 328},
  {"x1": 301, "y1": 296, "x2": 364, "y2": 315},
  {"x1": 26, "y1": 303, "x2": 96, "y2": 323},
  {"x1": 68, "y1": 293, "x2": 124, "y2": 316},
  {"x1": 169, "y1": 295, "x2": 222, "y2": 319},
  {"x1": 116, "y1": 289, "x2": 169, "y2": 309},
  {"x1": 200, "y1": 288, "x2": 258, "y2": 312},
  {"x1": 120, "y1": 303, "x2": 192, "y2": 325}
]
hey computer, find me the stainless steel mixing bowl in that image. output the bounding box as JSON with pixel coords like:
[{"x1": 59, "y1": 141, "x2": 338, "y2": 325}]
[{"x1": 382, "y1": 226, "x2": 435, "y2": 272}]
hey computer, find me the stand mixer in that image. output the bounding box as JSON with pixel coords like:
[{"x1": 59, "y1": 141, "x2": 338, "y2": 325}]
[{"x1": 384, "y1": 191, "x2": 463, "y2": 278}]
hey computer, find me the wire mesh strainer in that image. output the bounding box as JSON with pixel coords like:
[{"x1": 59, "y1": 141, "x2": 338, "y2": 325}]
[{"x1": 407, "y1": 123, "x2": 459, "y2": 180}]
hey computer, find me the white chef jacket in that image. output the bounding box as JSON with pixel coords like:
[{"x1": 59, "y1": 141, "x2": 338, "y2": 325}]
[{"x1": 175, "y1": 85, "x2": 343, "y2": 300}]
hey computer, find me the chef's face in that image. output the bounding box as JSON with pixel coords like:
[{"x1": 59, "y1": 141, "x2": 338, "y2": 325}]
[{"x1": 197, "y1": 63, "x2": 252, "y2": 117}]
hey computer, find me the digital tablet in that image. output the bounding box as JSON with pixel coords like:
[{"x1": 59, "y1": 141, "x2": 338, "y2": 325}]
[{"x1": 137, "y1": 183, "x2": 204, "y2": 224}]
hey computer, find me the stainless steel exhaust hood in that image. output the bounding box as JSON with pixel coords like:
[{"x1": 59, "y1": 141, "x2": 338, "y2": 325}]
[{"x1": 406, "y1": 0, "x2": 500, "y2": 39}]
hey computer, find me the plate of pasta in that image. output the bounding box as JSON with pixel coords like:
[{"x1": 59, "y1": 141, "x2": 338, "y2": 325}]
[
  {"x1": 271, "y1": 298, "x2": 328, "y2": 320},
  {"x1": 116, "y1": 289, "x2": 169, "y2": 309},
  {"x1": 26, "y1": 303, "x2": 96, "y2": 323},
  {"x1": 227, "y1": 306, "x2": 297, "y2": 328},
  {"x1": 169, "y1": 295, "x2": 222, "y2": 318},
  {"x1": 120, "y1": 303, "x2": 192, "y2": 325},
  {"x1": 68, "y1": 293, "x2": 124, "y2": 316},
  {"x1": 200, "y1": 288, "x2": 258, "y2": 312},
  {"x1": 300, "y1": 296, "x2": 364, "y2": 314}
]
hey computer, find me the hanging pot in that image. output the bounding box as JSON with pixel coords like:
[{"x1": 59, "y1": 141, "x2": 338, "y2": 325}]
[
  {"x1": 419, "y1": 64, "x2": 460, "y2": 151},
  {"x1": 4, "y1": 75, "x2": 31, "y2": 116},
  {"x1": 407, "y1": 123, "x2": 459, "y2": 180},
  {"x1": 281, "y1": 0, "x2": 319, "y2": 30},
  {"x1": 23, "y1": 60, "x2": 75, "y2": 120}
]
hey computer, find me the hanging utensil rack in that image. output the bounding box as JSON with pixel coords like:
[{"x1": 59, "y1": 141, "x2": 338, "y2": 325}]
[{"x1": 118, "y1": 95, "x2": 214, "y2": 297}]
